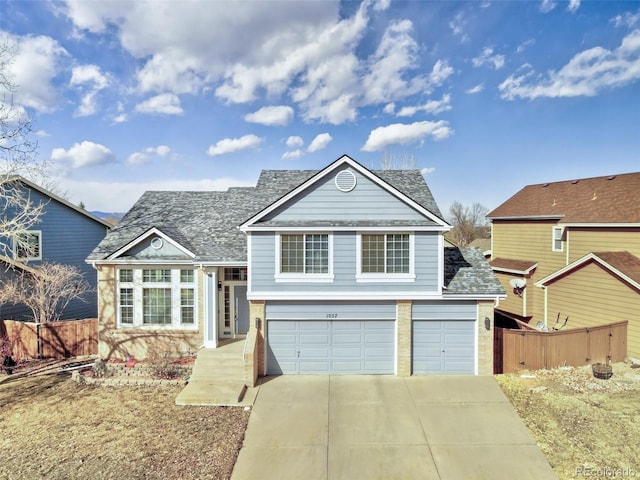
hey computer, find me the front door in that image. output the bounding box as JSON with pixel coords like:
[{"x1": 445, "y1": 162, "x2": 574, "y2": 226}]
[{"x1": 219, "y1": 282, "x2": 249, "y2": 338}]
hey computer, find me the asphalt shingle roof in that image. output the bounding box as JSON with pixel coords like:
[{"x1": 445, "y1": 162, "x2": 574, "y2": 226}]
[
  {"x1": 89, "y1": 168, "x2": 445, "y2": 262},
  {"x1": 487, "y1": 171, "x2": 640, "y2": 223},
  {"x1": 444, "y1": 247, "x2": 505, "y2": 295}
]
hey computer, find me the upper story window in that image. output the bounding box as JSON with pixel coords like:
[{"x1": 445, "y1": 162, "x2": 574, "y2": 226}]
[
  {"x1": 117, "y1": 267, "x2": 197, "y2": 329},
  {"x1": 276, "y1": 233, "x2": 333, "y2": 282},
  {"x1": 552, "y1": 227, "x2": 564, "y2": 252},
  {"x1": 13, "y1": 231, "x2": 42, "y2": 261},
  {"x1": 357, "y1": 233, "x2": 415, "y2": 282}
]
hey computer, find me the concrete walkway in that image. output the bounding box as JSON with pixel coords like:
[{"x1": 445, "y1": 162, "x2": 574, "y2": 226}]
[
  {"x1": 175, "y1": 340, "x2": 257, "y2": 406},
  {"x1": 231, "y1": 375, "x2": 558, "y2": 480}
]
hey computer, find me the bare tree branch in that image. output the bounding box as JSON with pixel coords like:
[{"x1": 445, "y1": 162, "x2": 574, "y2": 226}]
[
  {"x1": 0, "y1": 263, "x2": 92, "y2": 323},
  {"x1": 1, "y1": 40, "x2": 49, "y2": 258},
  {"x1": 447, "y1": 201, "x2": 490, "y2": 246}
]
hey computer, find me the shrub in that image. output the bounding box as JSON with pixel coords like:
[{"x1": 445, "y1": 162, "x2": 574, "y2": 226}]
[
  {"x1": 1, "y1": 334, "x2": 15, "y2": 374},
  {"x1": 92, "y1": 359, "x2": 108, "y2": 378}
]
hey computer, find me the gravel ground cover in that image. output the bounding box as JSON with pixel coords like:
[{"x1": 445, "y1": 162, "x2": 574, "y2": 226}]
[
  {"x1": 0, "y1": 372, "x2": 250, "y2": 480},
  {"x1": 496, "y1": 362, "x2": 640, "y2": 480}
]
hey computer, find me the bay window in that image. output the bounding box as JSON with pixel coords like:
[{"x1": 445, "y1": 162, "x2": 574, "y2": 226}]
[{"x1": 116, "y1": 267, "x2": 197, "y2": 328}]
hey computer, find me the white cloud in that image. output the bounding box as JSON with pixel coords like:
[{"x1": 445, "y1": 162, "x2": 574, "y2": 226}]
[
  {"x1": 540, "y1": 0, "x2": 556, "y2": 13},
  {"x1": 567, "y1": 0, "x2": 580, "y2": 13},
  {"x1": 282, "y1": 149, "x2": 304, "y2": 160},
  {"x1": 34, "y1": 130, "x2": 51, "y2": 137},
  {"x1": 135, "y1": 93, "x2": 183, "y2": 115},
  {"x1": 428, "y1": 60, "x2": 454, "y2": 86},
  {"x1": 465, "y1": 84, "x2": 484, "y2": 94},
  {"x1": 517, "y1": 39, "x2": 536, "y2": 54},
  {"x1": 70, "y1": 64, "x2": 110, "y2": 117},
  {"x1": 361, "y1": 19, "x2": 423, "y2": 105},
  {"x1": 396, "y1": 94, "x2": 452, "y2": 117},
  {"x1": 244, "y1": 105, "x2": 294, "y2": 126},
  {"x1": 500, "y1": 29, "x2": 640, "y2": 100},
  {"x1": 361, "y1": 120, "x2": 453, "y2": 152},
  {"x1": 285, "y1": 136, "x2": 304, "y2": 148},
  {"x1": 383, "y1": 103, "x2": 396, "y2": 114},
  {"x1": 472, "y1": 48, "x2": 505, "y2": 70},
  {"x1": 70, "y1": 64, "x2": 108, "y2": 89},
  {"x1": 127, "y1": 145, "x2": 172, "y2": 165},
  {"x1": 449, "y1": 12, "x2": 468, "y2": 43},
  {"x1": 611, "y1": 10, "x2": 640, "y2": 29},
  {"x1": 206, "y1": 134, "x2": 264, "y2": 157},
  {"x1": 60, "y1": 1, "x2": 449, "y2": 126},
  {"x1": 51, "y1": 141, "x2": 115, "y2": 168},
  {"x1": 1, "y1": 32, "x2": 68, "y2": 112},
  {"x1": 421, "y1": 167, "x2": 436, "y2": 176},
  {"x1": 307, "y1": 133, "x2": 333, "y2": 152}
]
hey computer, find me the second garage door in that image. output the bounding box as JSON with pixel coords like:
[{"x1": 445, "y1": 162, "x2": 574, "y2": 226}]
[
  {"x1": 267, "y1": 320, "x2": 395, "y2": 374},
  {"x1": 412, "y1": 320, "x2": 475, "y2": 374}
]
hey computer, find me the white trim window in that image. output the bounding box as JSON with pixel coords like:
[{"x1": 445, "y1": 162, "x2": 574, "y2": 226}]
[
  {"x1": 117, "y1": 267, "x2": 197, "y2": 328},
  {"x1": 275, "y1": 233, "x2": 334, "y2": 282},
  {"x1": 13, "y1": 230, "x2": 42, "y2": 261},
  {"x1": 357, "y1": 233, "x2": 415, "y2": 282},
  {"x1": 552, "y1": 226, "x2": 564, "y2": 252}
]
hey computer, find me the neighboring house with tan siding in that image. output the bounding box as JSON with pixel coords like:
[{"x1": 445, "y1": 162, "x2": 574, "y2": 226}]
[{"x1": 487, "y1": 172, "x2": 640, "y2": 360}]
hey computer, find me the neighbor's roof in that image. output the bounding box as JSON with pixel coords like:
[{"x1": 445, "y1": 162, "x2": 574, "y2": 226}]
[
  {"x1": 489, "y1": 258, "x2": 538, "y2": 275},
  {"x1": 4, "y1": 175, "x2": 112, "y2": 229},
  {"x1": 444, "y1": 247, "x2": 505, "y2": 296},
  {"x1": 535, "y1": 251, "x2": 640, "y2": 289},
  {"x1": 88, "y1": 168, "x2": 444, "y2": 262},
  {"x1": 487, "y1": 171, "x2": 640, "y2": 223}
]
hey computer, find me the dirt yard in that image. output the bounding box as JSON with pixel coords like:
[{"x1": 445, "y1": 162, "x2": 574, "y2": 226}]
[
  {"x1": 0, "y1": 372, "x2": 250, "y2": 480},
  {"x1": 496, "y1": 362, "x2": 640, "y2": 480}
]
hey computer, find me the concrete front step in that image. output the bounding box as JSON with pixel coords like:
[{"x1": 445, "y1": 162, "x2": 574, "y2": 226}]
[
  {"x1": 175, "y1": 381, "x2": 257, "y2": 407},
  {"x1": 175, "y1": 342, "x2": 254, "y2": 407}
]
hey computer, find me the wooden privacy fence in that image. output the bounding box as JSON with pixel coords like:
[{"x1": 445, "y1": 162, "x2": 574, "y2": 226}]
[
  {"x1": 494, "y1": 321, "x2": 627, "y2": 374},
  {"x1": 0, "y1": 318, "x2": 98, "y2": 360}
]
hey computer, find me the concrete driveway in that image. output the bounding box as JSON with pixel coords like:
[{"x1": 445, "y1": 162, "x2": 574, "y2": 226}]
[{"x1": 231, "y1": 375, "x2": 558, "y2": 480}]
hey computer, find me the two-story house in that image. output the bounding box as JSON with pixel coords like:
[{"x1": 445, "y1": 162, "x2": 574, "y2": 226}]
[
  {"x1": 87, "y1": 155, "x2": 504, "y2": 376},
  {"x1": 0, "y1": 176, "x2": 112, "y2": 320},
  {"x1": 487, "y1": 172, "x2": 640, "y2": 359}
]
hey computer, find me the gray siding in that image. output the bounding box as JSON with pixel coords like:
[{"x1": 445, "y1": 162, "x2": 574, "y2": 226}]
[
  {"x1": 412, "y1": 300, "x2": 477, "y2": 320},
  {"x1": 250, "y1": 231, "x2": 439, "y2": 294},
  {"x1": 0, "y1": 184, "x2": 107, "y2": 320},
  {"x1": 266, "y1": 301, "x2": 396, "y2": 320},
  {"x1": 124, "y1": 235, "x2": 191, "y2": 259},
  {"x1": 263, "y1": 166, "x2": 427, "y2": 223}
]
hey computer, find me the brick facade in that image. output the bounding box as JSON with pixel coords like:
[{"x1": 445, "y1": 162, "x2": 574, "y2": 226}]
[
  {"x1": 477, "y1": 300, "x2": 495, "y2": 375},
  {"x1": 396, "y1": 300, "x2": 412, "y2": 376}
]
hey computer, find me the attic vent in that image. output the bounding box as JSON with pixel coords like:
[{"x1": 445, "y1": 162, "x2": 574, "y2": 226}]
[
  {"x1": 571, "y1": 180, "x2": 579, "y2": 184},
  {"x1": 542, "y1": 183, "x2": 549, "y2": 187},
  {"x1": 335, "y1": 170, "x2": 357, "y2": 192},
  {"x1": 607, "y1": 175, "x2": 617, "y2": 181}
]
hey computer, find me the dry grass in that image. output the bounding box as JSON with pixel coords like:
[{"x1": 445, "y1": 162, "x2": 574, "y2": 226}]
[
  {"x1": 0, "y1": 373, "x2": 250, "y2": 480},
  {"x1": 496, "y1": 362, "x2": 640, "y2": 480}
]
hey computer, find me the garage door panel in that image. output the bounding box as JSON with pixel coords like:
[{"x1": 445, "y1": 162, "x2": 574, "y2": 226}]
[
  {"x1": 268, "y1": 319, "x2": 394, "y2": 374},
  {"x1": 413, "y1": 320, "x2": 475, "y2": 374}
]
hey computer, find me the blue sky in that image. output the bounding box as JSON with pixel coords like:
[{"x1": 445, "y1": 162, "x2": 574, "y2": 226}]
[{"x1": 1, "y1": 0, "x2": 639, "y2": 215}]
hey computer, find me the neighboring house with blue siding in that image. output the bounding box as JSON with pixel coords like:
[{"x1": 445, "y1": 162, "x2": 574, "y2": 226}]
[
  {"x1": 0, "y1": 177, "x2": 111, "y2": 321},
  {"x1": 87, "y1": 155, "x2": 504, "y2": 375}
]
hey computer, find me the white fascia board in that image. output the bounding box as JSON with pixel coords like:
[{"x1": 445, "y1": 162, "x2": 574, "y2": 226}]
[
  {"x1": 248, "y1": 292, "x2": 505, "y2": 301},
  {"x1": 492, "y1": 265, "x2": 538, "y2": 275},
  {"x1": 107, "y1": 227, "x2": 196, "y2": 260},
  {"x1": 488, "y1": 215, "x2": 564, "y2": 221},
  {"x1": 560, "y1": 222, "x2": 640, "y2": 228},
  {"x1": 239, "y1": 155, "x2": 450, "y2": 230},
  {"x1": 90, "y1": 259, "x2": 195, "y2": 266},
  {"x1": 535, "y1": 252, "x2": 640, "y2": 290}
]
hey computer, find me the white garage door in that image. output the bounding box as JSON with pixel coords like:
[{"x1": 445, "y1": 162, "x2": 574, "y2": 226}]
[
  {"x1": 267, "y1": 320, "x2": 395, "y2": 374},
  {"x1": 413, "y1": 320, "x2": 475, "y2": 374}
]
